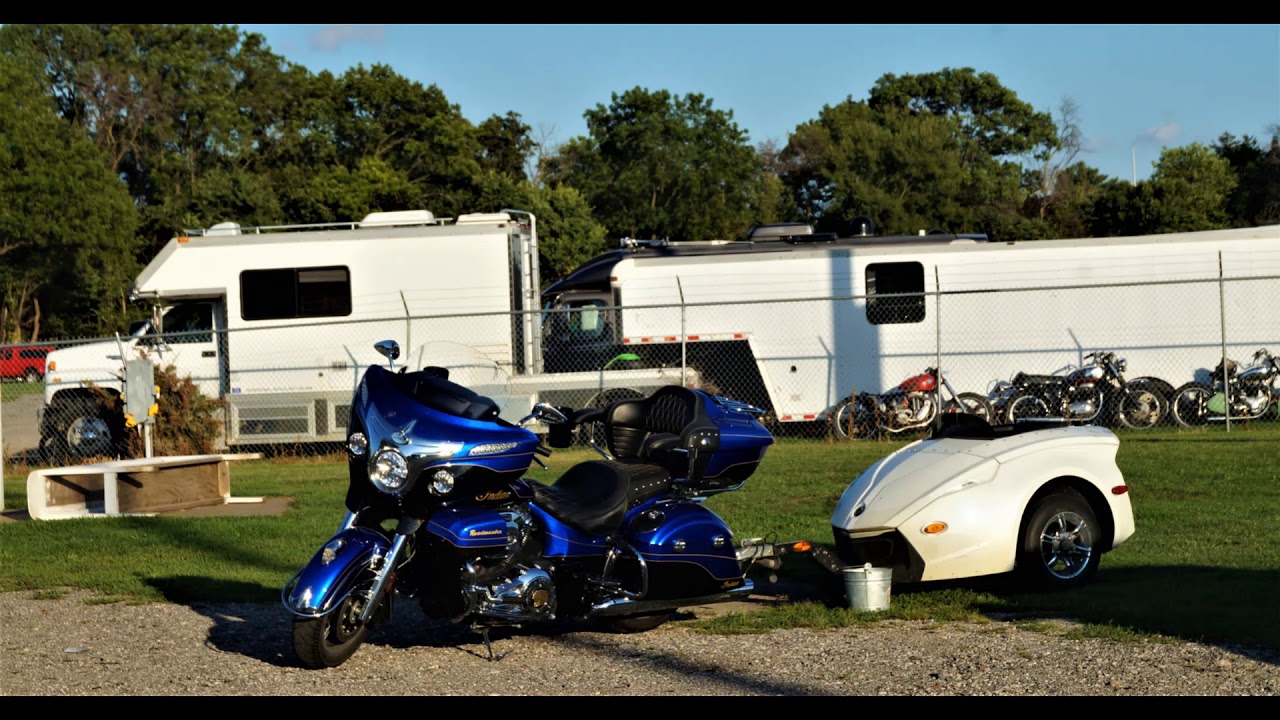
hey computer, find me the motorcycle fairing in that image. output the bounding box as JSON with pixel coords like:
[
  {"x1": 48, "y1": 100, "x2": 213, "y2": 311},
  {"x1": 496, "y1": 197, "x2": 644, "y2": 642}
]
[
  {"x1": 283, "y1": 526, "x2": 391, "y2": 617},
  {"x1": 424, "y1": 506, "x2": 509, "y2": 549}
]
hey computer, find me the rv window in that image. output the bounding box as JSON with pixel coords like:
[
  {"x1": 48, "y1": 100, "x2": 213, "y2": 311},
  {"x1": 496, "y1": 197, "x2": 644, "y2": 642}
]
[
  {"x1": 865, "y1": 262, "x2": 926, "y2": 325},
  {"x1": 241, "y1": 266, "x2": 352, "y2": 321},
  {"x1": 161, "y1": 303, "x2": 214, "y2": 343}
]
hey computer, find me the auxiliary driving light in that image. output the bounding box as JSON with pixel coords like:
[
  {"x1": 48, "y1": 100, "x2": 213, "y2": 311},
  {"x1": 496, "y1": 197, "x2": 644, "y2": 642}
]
[{"x1": 430, "y1": 468, "x2": 456, "y2": 496}]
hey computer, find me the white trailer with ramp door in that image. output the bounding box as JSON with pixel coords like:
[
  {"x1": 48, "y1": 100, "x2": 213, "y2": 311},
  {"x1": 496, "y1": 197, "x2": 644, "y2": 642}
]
[
  {"x1": 539, "y1": 222, "x2": 1280, "y2": 430},
  {"x1": 39, "y1": 210, "x2": 690, "y2": 459}
]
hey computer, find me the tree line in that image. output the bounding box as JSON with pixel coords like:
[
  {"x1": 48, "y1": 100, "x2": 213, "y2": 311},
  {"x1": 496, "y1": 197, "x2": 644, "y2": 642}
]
[{"x1": 1, "y1": 24, "x2": 1277, "y2": 342}]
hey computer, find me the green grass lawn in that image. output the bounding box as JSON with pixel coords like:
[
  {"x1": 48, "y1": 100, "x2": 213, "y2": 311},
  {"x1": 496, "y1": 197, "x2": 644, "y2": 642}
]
[
  {"x1": 0, "y1": 380, "x2": 44, "y2": 402},
  {"x1": 3, "y1": 423, "x2": 1279, "y2": 654}
]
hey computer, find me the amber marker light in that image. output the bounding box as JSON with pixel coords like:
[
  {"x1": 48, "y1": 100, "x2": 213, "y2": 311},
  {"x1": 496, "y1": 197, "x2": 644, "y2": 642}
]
[
  {"x1": 791, "y1": 541, "x2": 811, "y2": 552},
  {"x1": 923, "y1": 522, "x2": 948, "y2": 534}
]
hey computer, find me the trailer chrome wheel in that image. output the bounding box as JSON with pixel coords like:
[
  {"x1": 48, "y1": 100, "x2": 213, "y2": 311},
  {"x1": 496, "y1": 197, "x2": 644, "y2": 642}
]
[{"x1": 1017, "y1": 490, "x2": 1100, "y2": 591}]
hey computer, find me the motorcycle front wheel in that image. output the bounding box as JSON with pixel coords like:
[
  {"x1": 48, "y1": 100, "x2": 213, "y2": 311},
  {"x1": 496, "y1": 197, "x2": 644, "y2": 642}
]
[
  {"x1": 1170, "y1": 382, "x2": 1213, "y2": 427},
  {"x1": 292, "y1": 587, "x2": 374, "y2": 669},
  {"x1": 942, "y1": 392, "x2": 995, "y2": 422}
]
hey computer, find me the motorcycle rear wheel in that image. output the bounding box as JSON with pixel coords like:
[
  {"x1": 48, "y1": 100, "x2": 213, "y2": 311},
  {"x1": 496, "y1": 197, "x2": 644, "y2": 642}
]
[
  {"x1": 1006, "y1": 393, "x2": 1051, "y2": 424},
  {"x1": 600, "y1": 612, "x2": 673, "y2": 633},
  {"x1": 832, "y1": 397, "x2": 879, "y2": 440},
  {"x1": 1115, "y1": 384, "x2": 1167, "y2": 429},
  {"x1": 292, "y1": 590, "x2": 373, "y2": 669}
]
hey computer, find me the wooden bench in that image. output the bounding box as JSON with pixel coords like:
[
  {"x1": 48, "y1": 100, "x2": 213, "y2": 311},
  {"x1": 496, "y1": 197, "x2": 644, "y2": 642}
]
[{"x1": 25, "y1": 453, "x2": 263, "y2": 521}]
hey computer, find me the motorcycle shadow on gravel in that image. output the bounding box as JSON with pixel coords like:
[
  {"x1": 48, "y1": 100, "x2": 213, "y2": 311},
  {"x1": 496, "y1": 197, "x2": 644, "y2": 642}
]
[{"x1": 145, "y1": 575, "x2": 723, "y2": 668}]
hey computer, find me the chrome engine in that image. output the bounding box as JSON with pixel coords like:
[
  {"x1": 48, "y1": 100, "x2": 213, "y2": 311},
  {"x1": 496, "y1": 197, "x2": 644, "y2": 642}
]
[
  {"x1": 461, "y1": 506, "x2": 557, "y2": 622},
  {"x1": 882, "y1": 391, "x2": 934, "y2": 426}
]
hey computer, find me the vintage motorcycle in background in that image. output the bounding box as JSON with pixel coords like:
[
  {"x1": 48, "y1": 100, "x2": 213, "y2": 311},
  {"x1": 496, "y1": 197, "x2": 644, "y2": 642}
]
[
  {"x1": 831, "y1": 367, "x2": 994, "y2": 440},
  {"x1": 994, "y1": 351, "x2": 1169, "y2": 428},
  {"x1": 1170, "y1": 349, "x2": 1280, "y2": 426},
  {"x1": 282, "y1": 340, "x2": 780, "y2": 668}
]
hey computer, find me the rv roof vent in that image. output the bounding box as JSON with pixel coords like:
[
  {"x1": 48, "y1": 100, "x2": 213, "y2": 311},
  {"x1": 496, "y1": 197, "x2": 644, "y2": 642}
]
[
  {"x1": 205, "y1": 222, "x2": 241, "y2": 236},
  {"x1": 747, "y1": 223, "x2": 815, "y2": 242},
  {"x1": 620, "y1": 237, "x2": 670, "y2": 248},
  {"x1": 456, "y1": 212, "x2": 512, "y2": 224},
  {"x1": 358, "y1": 210, "x2": 437, "y2": 228}
]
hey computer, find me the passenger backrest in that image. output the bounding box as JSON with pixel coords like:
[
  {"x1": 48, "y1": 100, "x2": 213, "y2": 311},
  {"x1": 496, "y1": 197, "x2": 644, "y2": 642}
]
[{"x1": 604, "y1": 386, "x2": 701, "y2": 461}]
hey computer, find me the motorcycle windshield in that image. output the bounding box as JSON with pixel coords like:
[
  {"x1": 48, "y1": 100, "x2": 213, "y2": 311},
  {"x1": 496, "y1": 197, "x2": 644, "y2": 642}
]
[{"x1": 354, "y1": 341, "x2": 531, "y2": 461}]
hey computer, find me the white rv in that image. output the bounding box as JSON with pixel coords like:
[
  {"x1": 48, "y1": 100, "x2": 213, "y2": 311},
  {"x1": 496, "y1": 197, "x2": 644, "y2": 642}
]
[
  {"x1": 39, "y1": 210, "x2": 690, "y2": 457},
  {"x1": 540, "y1": 223, "x2": 1280, "y2": 427}
]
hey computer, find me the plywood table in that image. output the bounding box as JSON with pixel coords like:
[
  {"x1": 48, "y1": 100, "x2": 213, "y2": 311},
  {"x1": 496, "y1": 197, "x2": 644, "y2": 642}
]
[{"x1": 26, "y1": 453, "x2": 264, "y2": 521}]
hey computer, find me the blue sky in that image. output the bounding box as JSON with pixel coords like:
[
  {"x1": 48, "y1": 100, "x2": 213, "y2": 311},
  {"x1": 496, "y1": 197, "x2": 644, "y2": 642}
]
[{"x1": 238, "y1": 24, "x2": 1279, "y2": 183}]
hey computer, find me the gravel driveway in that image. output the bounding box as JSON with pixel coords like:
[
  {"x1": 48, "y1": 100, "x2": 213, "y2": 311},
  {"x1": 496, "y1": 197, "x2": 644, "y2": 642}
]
[{"x1": 1, "y1": 589, "x2": 1276, "y2": 696}]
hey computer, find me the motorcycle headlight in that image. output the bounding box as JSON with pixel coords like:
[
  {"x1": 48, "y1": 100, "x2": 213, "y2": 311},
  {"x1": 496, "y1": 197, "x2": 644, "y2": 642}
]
[
  {"x1": 430, "y1": 468, "x2": 456, "y2": 496},
  {"x1": 1117, "y1": 358, "x2": 1128, "y2": 372},
  {"x1": 369, "y1": 448, "x2": 410, "y2": 494},
  {"x1": 347, "y1": 432, "x2": 368, "y2": 457}
]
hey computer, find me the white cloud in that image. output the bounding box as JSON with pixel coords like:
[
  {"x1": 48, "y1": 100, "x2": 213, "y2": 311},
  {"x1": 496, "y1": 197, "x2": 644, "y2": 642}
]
[
  {"x1": 1137, "y1": 122, "x2": 1182, "y2": 145},
  {"x1": 308, "y1": 24, "x2": 386, "y2": 52}
]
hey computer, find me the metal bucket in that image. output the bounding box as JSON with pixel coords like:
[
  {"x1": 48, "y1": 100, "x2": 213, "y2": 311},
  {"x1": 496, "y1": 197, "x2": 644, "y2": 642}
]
[{"x1": 843, "y1": 563, "x2": 892, "y2": 611}]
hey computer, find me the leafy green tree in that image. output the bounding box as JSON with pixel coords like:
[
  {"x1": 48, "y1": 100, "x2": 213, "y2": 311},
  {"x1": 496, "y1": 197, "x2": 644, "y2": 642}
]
[
  {"x1": 1213, "y1": 132, "x2": 1280, "y2": 226},
  {"x1": 0, "y1": 52, "x2": 139, "y2": 341},
  {"x1": 543, "y1": 87, "x2": 764, "y2": 242},
  {"x1": 868, "y1": 67, "x2": 1058, "y2": 161},
  {"x1": 477, "y1": 111, "x2": 534, "y2": 181},
  {"x1": 1147, "y1": 143, "x2": 1237, "y2": 232},
  {"x1": 330, "y1": 63, "x2": 484, "y2": 219},
  {"x1": 473, "y1": 173, "x2": 609, "y2": 283}
]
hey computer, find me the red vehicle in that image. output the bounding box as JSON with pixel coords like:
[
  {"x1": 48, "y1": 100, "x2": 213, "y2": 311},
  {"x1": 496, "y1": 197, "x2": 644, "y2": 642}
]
[
  {"x1": 832, "y1": 366, "x2": 994, "y2": 440},
  {"x1": 0, "y1": 345, "x2": 54, "y2": 383}
]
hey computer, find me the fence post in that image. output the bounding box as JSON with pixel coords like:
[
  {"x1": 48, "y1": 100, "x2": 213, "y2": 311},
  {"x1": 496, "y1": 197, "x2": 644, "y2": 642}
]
[
  {"x1": 1219, "y1": 252, "x2": 1230, "y2": 432},
  {"x1": 400, "y1": 291, "x2": 411, "y2": 358},
  {"x1": 935, "y1": 266, "x2": 942, "y2": 413},
  {"x1": 677, "y1": 277, "x2": 687, "y2": 387},
  {"x1": 1, "y1": 378, "x2": 6, "y2": 511}
]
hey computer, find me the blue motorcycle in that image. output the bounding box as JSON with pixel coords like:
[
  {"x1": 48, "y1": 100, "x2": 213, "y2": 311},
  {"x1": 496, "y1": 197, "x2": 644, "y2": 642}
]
[{"x1": 282, "y1": 339, "x2": 777, "y2": 668}]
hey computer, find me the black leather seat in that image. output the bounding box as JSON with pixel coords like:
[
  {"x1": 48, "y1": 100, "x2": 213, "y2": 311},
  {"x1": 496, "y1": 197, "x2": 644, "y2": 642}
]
[
  {"x1": 531, "y1": 460, "x2": 674, "y2": 536},
  {"x1": 531, "y1": 386, "x2": 712, "y2": 536}
]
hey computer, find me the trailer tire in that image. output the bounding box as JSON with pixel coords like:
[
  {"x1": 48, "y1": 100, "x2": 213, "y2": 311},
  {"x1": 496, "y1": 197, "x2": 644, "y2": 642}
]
[{"x1": 48, "y1": 395, "x2": 124, "y2": 461}]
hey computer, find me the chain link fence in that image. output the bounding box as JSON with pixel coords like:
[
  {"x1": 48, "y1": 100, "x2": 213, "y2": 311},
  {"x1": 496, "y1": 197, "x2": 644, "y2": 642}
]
[{"x1": 4, "y1": 273, "x2": 1279, "y2": 474}]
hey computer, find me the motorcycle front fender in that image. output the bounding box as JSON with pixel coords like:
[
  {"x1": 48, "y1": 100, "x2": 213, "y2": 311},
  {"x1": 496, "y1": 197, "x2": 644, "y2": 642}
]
[{"x1": 281, "y1": 526, "x2": 391, "y2": 618}]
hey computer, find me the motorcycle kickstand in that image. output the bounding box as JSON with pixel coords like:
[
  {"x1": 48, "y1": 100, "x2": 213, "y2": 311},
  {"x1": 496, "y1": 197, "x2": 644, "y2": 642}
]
[{"x1": 475, "y1": 625, "x2": 509, "y2": 662}]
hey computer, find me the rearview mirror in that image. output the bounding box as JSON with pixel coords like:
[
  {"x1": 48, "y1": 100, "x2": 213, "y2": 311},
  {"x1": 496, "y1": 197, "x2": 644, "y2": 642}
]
[
  {"x1": 533, "y1": 402, "x2": 568, "y2": 425},
  {"x1": 374, "y1": 340, "x2": 401, "y2": 370}
]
